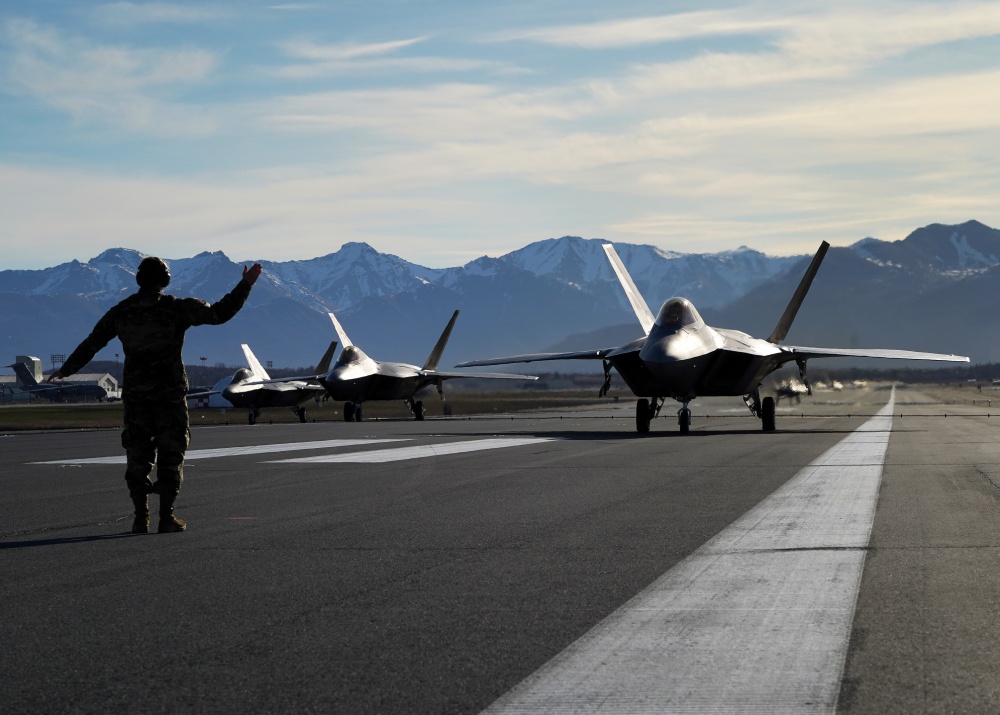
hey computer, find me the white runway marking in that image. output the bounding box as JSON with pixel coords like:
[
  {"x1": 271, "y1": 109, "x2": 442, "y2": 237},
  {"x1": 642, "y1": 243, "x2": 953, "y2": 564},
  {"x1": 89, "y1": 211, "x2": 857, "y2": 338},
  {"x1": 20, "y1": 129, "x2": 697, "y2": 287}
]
[
  {"x1": 484, "y1": 391, "x2": 895, "y2": 715},
  {"x1": 269, "y1": 437, "x2": 556, "y2": 463},
  {"x1": 32, "y1": 439, "x2": 407, "y2": 465}
]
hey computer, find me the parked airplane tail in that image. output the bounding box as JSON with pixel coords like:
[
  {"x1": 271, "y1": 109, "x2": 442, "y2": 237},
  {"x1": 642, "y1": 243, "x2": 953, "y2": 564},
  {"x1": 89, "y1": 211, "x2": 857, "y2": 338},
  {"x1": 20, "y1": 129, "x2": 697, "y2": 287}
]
[
  {"x1": 602, "y1": 244, "x2": 656, "y2": 335},
  {"x1": 767, "y1": 240, "x2": 830, "y2": 344},
  {"x1": 423, "y1": 310, "x2": 460, "y2": 371},
  {"x1": 8, "y1": 362, "x2": 40, "y2": 387}
]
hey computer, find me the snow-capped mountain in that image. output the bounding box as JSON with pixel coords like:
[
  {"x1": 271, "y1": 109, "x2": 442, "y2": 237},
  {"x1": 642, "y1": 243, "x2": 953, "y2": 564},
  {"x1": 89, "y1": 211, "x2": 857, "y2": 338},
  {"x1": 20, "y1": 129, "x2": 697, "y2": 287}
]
[{"x1": 1, "y1": 221, "x2": 997, "y2": 371}]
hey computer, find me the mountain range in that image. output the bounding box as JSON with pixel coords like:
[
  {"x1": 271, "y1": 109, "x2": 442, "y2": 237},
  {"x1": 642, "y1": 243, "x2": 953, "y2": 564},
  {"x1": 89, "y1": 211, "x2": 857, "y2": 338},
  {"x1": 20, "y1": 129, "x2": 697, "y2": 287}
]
[{"x1": 2, "y1": 220, "x2": 998, "y2": 375}]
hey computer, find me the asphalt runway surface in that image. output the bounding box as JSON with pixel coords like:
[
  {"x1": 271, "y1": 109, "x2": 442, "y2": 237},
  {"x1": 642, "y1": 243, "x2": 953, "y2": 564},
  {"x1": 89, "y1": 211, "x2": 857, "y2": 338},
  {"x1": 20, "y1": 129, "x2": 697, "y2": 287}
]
[{"x1": 3, "y1": 385, "x2": 1000, "y2": 713}]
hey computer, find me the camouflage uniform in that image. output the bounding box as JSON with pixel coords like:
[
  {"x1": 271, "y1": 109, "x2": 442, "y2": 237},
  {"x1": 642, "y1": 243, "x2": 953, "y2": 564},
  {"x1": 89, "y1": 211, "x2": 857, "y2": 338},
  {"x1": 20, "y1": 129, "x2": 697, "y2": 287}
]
[{"x1": 60, "y1": 278, "x2": 253, "y2": 514}]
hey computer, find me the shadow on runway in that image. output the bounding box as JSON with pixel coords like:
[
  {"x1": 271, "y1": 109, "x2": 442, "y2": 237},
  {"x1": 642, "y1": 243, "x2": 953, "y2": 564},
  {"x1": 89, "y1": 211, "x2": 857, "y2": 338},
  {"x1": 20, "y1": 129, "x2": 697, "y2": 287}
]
[
  {"x1": 0, "y1": 532, "x2": 139, "y2": 550},
  {"x1": 435, "y1": 427, "x2": 860, "y2": 441}
]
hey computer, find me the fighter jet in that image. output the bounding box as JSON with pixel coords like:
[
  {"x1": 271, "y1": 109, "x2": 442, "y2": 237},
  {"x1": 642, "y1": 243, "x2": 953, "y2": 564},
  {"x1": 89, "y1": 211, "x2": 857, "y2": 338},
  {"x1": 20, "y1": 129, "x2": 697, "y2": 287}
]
[
  {"x1": 321, "y1": 310, "x2": 536, "y2": 421},
  {"x1": 457, "y1": 242, "x2": 969, "y2": 433},
  {"x1": 8, "y1": 362, "x2": 108, "y2": 402},
  {"x1": 220, "y1": 342, "x2": 336, "y2": 425}
]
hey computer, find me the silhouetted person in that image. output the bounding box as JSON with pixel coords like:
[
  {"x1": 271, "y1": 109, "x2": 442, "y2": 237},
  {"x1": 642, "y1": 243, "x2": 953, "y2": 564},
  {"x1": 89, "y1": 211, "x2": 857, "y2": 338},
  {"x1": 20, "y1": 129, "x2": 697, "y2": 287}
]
[{"x1": 49, "y1": 256, "x2": 262, "y2": 534}]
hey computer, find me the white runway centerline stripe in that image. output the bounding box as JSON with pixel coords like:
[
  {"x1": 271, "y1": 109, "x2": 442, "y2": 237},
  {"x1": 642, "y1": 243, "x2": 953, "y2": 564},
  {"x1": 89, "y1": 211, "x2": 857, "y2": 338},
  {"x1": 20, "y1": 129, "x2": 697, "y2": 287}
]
[
  {"x1": 269, "y1": 437, "x2": 556, "y2": 463},
  {"x1": 484, "y1": 391, "x2": 896, "y2": 715},
  {"x1": 32, "y1": 439, "x2": 407, "y2": 465}
]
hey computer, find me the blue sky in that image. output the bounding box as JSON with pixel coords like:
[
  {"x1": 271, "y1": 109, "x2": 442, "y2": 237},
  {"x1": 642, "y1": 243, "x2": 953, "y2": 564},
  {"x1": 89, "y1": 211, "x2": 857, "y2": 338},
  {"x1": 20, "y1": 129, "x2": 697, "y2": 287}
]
[{"x1": 4, "y1": 1, "x2": 1000, "y2": 269}]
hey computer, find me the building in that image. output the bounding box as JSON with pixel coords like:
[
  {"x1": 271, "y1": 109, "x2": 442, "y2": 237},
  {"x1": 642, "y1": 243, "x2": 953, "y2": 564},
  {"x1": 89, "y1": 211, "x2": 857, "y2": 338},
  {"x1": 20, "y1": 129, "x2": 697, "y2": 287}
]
[{"x1": 1, "y1": 355, "x2": 119, "y2": 403}]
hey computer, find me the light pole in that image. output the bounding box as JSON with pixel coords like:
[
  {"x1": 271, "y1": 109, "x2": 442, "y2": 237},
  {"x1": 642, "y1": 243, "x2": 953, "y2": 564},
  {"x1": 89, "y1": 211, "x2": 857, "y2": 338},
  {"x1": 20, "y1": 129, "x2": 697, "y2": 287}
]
[{"x1": 199, "y1": 356, "x2": 207, "y2": 387}]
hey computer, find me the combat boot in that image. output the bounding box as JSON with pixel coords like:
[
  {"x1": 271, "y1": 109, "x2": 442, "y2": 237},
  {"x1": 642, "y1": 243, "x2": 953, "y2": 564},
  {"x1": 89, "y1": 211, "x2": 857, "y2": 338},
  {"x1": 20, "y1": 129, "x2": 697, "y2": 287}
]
[
  {"x1": 158, "y1": 514, "x2": 186, "y2": 533},
  {"x1": 157, "y1": 491, "x2": 186, "y2": 533},
  {"x1": 130, "y1": 493, "x2": 149, "y2": 534}
]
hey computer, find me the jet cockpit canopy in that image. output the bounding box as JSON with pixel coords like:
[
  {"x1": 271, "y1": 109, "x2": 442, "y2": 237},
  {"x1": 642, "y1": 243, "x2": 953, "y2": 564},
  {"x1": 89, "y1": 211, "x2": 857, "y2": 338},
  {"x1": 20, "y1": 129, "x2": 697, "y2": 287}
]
[
  {"x1": 655, "y1": 297, "x2": 705, "y2": 331},
  {"x1": 334, "y1": 345, "x2": 367, "y2": 367},
  {"x1": 230, "y1": 368, "x2": 253, "y2": 384}
]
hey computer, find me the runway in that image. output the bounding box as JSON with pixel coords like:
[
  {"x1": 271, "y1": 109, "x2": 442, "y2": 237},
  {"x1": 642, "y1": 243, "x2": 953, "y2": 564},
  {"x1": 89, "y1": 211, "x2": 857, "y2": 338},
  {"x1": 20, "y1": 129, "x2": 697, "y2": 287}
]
[{"x1": 3, "y1": 384, "x2": 1000, "y2": 713}]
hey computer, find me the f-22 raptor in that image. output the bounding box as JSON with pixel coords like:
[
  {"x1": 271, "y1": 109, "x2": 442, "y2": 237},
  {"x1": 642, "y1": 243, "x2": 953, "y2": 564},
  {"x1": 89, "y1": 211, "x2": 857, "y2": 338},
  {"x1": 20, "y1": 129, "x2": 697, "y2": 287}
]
[
  {"x1": 219, "y1": 342, "x2": 336, "y2": 425},
  {"x1": 458, "y1": 242, "x2": 969, "y2": 433},
  {"x1": 321, "y1": 310, "x2": 536, "y2": 421}
]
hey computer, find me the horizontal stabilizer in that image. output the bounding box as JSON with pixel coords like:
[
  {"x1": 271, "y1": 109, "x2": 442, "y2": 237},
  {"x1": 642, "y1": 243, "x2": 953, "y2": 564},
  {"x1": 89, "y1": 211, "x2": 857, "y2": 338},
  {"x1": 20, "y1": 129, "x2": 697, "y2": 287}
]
[
  {"x1": 422, "y1": 370, "x2": 538, "y2": 380},
  {"x1": 781, "y1": 345, "x2": 969, "y2": 362},
  {"x1": 456, "y1": 349, "x2": 612, "y2": 368},
  {"x1": 603, "y1": 244, "x2": 656, "y2": 335}
]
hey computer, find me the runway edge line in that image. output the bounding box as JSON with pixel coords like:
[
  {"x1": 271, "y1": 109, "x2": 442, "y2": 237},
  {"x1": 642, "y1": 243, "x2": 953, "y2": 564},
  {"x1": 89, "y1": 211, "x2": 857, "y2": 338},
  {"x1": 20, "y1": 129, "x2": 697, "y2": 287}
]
[{"x1": 483, "y1": 390, "x2": 896, "y2": 715}]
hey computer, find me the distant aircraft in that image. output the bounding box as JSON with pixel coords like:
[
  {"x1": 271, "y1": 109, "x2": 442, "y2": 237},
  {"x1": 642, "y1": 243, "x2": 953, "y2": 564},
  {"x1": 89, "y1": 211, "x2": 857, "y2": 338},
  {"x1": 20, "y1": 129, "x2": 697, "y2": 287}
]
[
  {"x1": 774, "y1": 379, "x2": 808, "y2": 405},
  {"x1": 321, "y1": 310, "x2": 536, "y2": 421},
  {"x1": 457, "y1": 242, "x2": 969, "y2": 433},
  {"x1": 8, "y1": 362, "x2": 108, "y2": 402},
  {"x1": 218, "y1": 342, "x2": 336, "y2": 425}
]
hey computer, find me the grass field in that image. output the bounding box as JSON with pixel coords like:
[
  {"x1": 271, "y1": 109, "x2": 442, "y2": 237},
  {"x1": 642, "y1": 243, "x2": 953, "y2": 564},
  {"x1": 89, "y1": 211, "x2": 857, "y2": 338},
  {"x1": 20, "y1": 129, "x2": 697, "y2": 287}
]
[
  {"x1": 0, "y1": 389, "x2": 618, "y2": 431},
  {"x1": 3, "y1": 382, "x2": 995, "y2": 431}
]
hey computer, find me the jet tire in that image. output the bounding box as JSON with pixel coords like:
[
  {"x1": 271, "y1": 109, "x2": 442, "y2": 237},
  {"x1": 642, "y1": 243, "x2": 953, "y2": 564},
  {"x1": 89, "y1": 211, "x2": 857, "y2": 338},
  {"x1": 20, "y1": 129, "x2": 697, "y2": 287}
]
[
  {"x1": 344, "y1": 402, "x2": 355, "y2": 422},
  {"x1": 761, "y1": 396, "x2": 776, "y2": 432},
  {"x1": 636, "y1": 398, "x2": 651, "y2": 433}
]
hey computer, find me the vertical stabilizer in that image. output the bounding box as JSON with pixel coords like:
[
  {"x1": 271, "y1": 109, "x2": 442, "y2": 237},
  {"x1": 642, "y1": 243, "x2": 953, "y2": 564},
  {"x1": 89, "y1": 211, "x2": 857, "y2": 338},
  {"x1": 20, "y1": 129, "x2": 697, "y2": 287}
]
[
  {"x1": 240, "y1": 344, "x2": 270, "y2": 381},
  {"x1": 328, "y1": 312, "x2": 353, "y2": 349},
  {"x1": 423, "y1": 310, "x2": 460, "y2": 371},
  {"x1": 315, "y1": 340, "x2": 338, "y2": 375},
  {"x1": 9, "y1": 362, "x2": 39, "y2": 387},
  {"x1": 767, "y1": 241, "x2": 830, "y2": 344},
  {"x1": 602, "y1": 244, "x2": 656, "y2": 335}
]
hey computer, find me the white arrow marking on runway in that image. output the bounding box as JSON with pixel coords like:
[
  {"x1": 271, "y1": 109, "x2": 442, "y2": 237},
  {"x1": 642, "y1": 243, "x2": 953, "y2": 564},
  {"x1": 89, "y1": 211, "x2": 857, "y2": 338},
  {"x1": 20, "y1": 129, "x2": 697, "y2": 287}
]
[
  {"x1": 32, "y1": 439, "x2": 408, "y2": 465},
  {"x1": 268, "y1": 437, "x2": 556, "y2": 463},
  {"x1": 484, "y1": 391, "x2": 895, "y2": 715}
]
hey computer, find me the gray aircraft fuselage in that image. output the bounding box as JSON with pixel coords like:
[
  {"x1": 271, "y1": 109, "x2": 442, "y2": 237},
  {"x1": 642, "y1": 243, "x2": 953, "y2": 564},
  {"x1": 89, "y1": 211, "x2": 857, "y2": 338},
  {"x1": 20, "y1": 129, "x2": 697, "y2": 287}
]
[
  {"x1": 319, "y1": 346, "x2": 436, "y2": 402},
  {"x1": 607, "y1": 297, "x2": 782, "y2": 401},
  {"x1": 222, "y1": 369, "x2": 323, "y2": 410}
]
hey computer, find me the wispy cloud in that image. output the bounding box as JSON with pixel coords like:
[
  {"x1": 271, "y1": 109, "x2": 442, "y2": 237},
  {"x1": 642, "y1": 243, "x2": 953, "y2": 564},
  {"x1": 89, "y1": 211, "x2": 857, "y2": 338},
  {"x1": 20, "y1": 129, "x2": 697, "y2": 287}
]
[
  {"x1": 91, "y1": 2, "x2": 230, "y2": 26},
  {"x1": 495, "y1": 10, "x2": 789, "y2": 48},
  {"x1": 282, "y1": 37, "x2": 429, "y2": 61},
  {"x1": 1, "y1": 19, "x2": 217, "y2": 134},
  {"x1": 273, "y1": 37, "x2": 522, "y2": 78}
]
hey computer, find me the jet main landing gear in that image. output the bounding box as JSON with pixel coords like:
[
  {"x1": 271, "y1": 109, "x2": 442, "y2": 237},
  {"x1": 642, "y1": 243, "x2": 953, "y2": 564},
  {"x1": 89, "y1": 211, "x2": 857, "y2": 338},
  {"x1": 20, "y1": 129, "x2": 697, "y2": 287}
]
[
  {"x1": 343, "y1": 402, "x2": 363, "y2": 422},
  {"x1": 635, "y1": 397, "x2": 663, "y2": 433},
  {"x1": 405, "y1": 398, "x2": 425, "y2": 420},
  {"x1": 743, "y1": 389, "x2": 776, "y2": 431}
]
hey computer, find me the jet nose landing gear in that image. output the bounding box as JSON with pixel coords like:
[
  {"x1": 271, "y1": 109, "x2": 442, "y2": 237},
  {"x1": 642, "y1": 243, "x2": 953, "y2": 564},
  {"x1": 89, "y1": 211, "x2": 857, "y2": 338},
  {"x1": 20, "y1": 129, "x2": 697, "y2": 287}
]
[{"x1": 678, "y1": 402, "x2": 692, "y2": 433}]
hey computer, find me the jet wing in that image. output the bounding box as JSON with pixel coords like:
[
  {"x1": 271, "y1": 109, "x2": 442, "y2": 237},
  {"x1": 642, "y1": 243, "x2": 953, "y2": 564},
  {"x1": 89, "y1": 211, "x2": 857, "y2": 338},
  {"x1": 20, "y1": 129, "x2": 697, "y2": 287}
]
[
  {"x1": 186, "y1": 388, "x2": 220, "y2": 398},
  {"x1": 253, "y1": 375, "x2": 325, "y2": 385},
  {"x1": 253, "y1": 380, "x2": 327, "y2": 391},
  {"x1": 455, "y1": 348, "x2": 615, "y2": 368},
  {"x1": 779, "y1": 345, "x2": 969, "y2": 362},
  {"x1": 419, "y1": 370, "x2": 538, "y2": 380}
]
